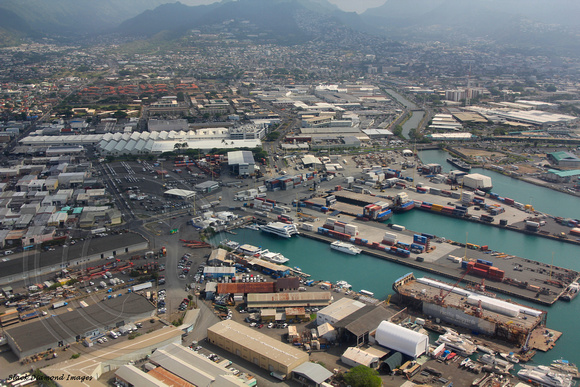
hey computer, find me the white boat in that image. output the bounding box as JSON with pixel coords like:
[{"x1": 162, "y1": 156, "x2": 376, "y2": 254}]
[
  {"x1": 518, "y1": 365, "x2": 573, "y2": 387},
  {"x1": 244, "y1": 223, "x2": 260, "y2": 231},
  {"x1": 335, "y1": 280, "x2": 352, "y2": 289},
  {"x1": 222, "y1": 240, "x2": 240, "y2": 250},
  {"x1": 259, "y1": 222, "x2": 299, "y2": 238},
  {"x1": 460, "y1": 358, "x2": 471, "y2": 367},
  {"x1": 550, "y1": 359, "x2": 579, "y2": 377},
  {"x1": 435, "y1": 332, "x2": 477, "y2": 356},
  {"x1": 476, "y1": 344, "x2": 496, "y2": 356},
  {"x1": 499, "y1": 352, "x2": 520, "y2": 364},
  {"x1": 330, "y1": 241, "x2": 362, "y2": 255},
  {"x1": 259, "y1": 250, "x2": 289, "y2": 264},
  {"x1": 237, "y1": 244, "x2": 264, "y2": 257}
]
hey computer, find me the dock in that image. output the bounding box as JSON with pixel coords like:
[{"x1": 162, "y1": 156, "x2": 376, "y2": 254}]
[{"x1": 298, "y1": 226, "x2": 579, "y2": 306}]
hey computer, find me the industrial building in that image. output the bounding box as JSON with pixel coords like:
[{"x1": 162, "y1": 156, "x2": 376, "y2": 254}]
[
  {"x1": 316, "y1": 298, "x2": 366, "y2": 326},
  {"x1": 341, "y1": 347, "x2": 380, "y2": 369},
  {"x1": 147, "y1": 343, "x2": 248, "y2": 386},
  {"x1": 374, "y1": 321, "x2": 429, "y2": 359},
  {"x1": 40, "y1": 327, "x2": 183, "y2": 387},
  {"x1": 247, "y1": 291, "x2": 332, "y2": 309},
  {"x1": 207, "y1": 320, "x2": 309, "y2": 378},
  {"x1": 227, "y1": 150, "x2": 256, "y2": 176},
  {"x1": 548, "y1": 151, "x2": 580, "y2": 168},
  {"x1": 0, "y1": 233, "x2": 148, "y2": 286},
  {"x1": 5, "y1": 293, "x2": 156, "y2": 359}
]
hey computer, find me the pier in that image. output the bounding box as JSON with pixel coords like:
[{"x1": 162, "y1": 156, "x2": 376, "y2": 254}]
[{"x1": 298, "y1": 227, "x2": 579, "y2": 306}]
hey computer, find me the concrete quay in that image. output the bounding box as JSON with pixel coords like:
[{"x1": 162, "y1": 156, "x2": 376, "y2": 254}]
[{"x1": 294, "y1": 212, "x2": 580, "y2": 306}]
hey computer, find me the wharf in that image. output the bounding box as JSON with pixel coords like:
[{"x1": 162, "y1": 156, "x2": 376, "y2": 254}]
[{"x1": 298, "y1": 224, "x2": 579, "y2": 306}]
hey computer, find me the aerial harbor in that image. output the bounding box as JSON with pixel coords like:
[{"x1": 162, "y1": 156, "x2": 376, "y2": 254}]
[{"x1": 2, "y1": 1, "x2": 580, "y2": 386}]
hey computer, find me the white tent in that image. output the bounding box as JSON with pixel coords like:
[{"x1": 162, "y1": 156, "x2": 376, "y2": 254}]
[{"x1": 375, "y1": 321, "x2": 429, "y2": 358}]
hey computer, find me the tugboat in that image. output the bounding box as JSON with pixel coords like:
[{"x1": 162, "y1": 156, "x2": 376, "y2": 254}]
[
  {"x1": 559, "y1": 281, "x2": 579, "y2": 302},
  {"x1": 446, "y1": 157, "x2": 472, "y2": 172}
]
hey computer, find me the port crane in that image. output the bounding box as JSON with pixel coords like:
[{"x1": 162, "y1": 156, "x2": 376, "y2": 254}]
[{"x1": 435, "y1": 266, "x2": 471, "y2": 305}]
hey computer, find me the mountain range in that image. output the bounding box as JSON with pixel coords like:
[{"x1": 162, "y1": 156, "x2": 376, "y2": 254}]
[{"x1": 1, "y1": 0, "x2": 579, "y2": 56}]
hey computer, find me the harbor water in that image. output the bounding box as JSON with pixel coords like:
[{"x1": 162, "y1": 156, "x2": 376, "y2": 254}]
[{"x1": 213, "y1": 149, "x2": 580, "y2": 365}]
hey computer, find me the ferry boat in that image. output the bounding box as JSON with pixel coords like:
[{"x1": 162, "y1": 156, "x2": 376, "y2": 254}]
[
  {"x1": 259, "y1": 250, "x2": 289, "y2": 264},
  {"x1": 517, "y1": 365, "x2": 573, "y2": 387},
  {"x1": 330, "y1": 241, "x2": 362, "y2": 255},
  {"x1": 446, "y1": 157, "x2": 472, "y2": 172},
  {"x1": 559, "y1": 281, "x2": 579, "y2": 302},
  {"x1": 259, "y1": 222, "x2": 299, "y2": 238}
]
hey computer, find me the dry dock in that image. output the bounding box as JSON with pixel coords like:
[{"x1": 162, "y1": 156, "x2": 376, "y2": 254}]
[{"x1": 297, "y1": 214, "x2": 579, "y2": 306}]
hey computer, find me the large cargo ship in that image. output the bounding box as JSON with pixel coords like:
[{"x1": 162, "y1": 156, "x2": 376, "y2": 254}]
[
  {"x1": 446, "y1": 157, "x2": 472, "y2": 172},
  {"x1": 259, "y1": 222, "x2": 299, "y2": 238},
  {"x1": 393, "y1": 273, "x2": 546, "y2": 345},
  {"x1": 392, "y1": 192, "x2": 415, "y2": 213},
  {"x1": 330, "y1": 241, "x2": 362, "y2": 255}
]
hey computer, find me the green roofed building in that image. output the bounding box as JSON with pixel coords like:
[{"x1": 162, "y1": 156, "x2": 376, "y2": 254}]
[{"x1": 548, "y1": 151, "x2": 580, "y2": 168}]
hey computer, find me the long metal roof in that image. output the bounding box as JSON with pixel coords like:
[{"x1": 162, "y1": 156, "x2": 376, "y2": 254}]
[{"x1": 208, "y1": 320, "x2": 308, "y2": 367}]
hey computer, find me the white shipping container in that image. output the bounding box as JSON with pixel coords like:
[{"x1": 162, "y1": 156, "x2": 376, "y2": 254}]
[
  {"x1": 391, "y1": 224, "x2": 406, "y2": 231},
  {"x1": 384, "y1": 232, "x2": 398, "y2": 240},
  {"x1": 302, "y1": 223, "x2": 314, "y2": 231}
]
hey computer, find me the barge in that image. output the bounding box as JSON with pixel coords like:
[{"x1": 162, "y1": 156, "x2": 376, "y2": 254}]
[{"x1": 446, "y1": 157, "x2": 472, "y2": 172}]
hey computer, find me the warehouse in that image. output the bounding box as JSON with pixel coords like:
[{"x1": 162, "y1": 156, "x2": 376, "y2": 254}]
[
  {"x1": 148, "y1": 343, "x2": 247, "y2": 386},
  {"x1": 374, "y1": 321, "x2": 429, "y2": 359},
  {"x1": 0, "y1": 233, "x2": 148, "y2": 286},
  {"x1": 247, "y1": 292, "x2": 331, "y2": 309},
  {"x1": 341, "y1": 347, "x2": 380, "y2": 369},
  {"x1": 40, "y1": 327, "x2": 183, "y2": 386},
  {"x1": 207, "y1": 320, "x2": 309, "y2": 378},
  {"x1": 5, "y1": 293, "x2": 155, "y2": 359},
  {"x1": 227, "y1": 150, "x2": 256, "y2": 176},
  {"x1": 316, "y1": 298, "x2": 365, "y2": 326}
]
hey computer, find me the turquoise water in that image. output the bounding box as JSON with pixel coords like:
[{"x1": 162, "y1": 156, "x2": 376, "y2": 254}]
[{"x1": 213, "y1": 149, "x2": 579, "y2": 364}]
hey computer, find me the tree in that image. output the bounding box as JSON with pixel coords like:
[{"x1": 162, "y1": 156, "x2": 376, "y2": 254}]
[
  {"x1": 546, "y1": 85, "x2": 557, "y2": 92},
  {"x1": 343, "y1": 365, "x2": 381, "y2": 387}
]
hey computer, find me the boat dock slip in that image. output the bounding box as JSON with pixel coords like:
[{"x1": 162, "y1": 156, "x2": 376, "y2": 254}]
[{"x1": 298, "y1": 214, "x2": 580, "y2": 306}]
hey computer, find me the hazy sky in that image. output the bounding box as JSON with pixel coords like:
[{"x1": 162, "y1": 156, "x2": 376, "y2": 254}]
[
  {"x1": 181, "y1": 0, "x2": 386, "y2": 14},
  {"x1": 327, "y1": 0, "x2": 385, "y2": 13}
]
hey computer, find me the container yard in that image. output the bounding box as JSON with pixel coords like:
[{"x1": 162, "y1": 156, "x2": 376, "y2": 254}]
[{"x1": 295, "y1": 212, "x2": 579, "y2": 306}]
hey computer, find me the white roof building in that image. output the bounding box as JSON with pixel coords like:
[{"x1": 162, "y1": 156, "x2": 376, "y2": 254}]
[
  {"x1": 375, "y1": 321, "x2": 429, "y2": 358},
  {"x1": 316, "y1": 298, "x2": 365, "y2": 326}
]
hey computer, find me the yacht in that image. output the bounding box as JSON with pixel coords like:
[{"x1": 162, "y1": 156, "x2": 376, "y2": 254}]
[
  {"x1": 237, "y1": 244, "x2": 264, "y2": 257},
  {"x1": 222, "y1": 240, "x2": 240, "y2": 250},
  {"x1": 550, "y1": 359, "x2": 579, "y2": 377},
  {"x1": 259, "y1": 250, "x2": 289, "y2": 264},
  {"x1": 518, "y1": 365, "x2": 573, "y2": 387},
  {"x1": 435, "y1": 332, "x2": 477, "y2": 356},
  {"x1": 330, "y1": 241, "x2": 362, "y2": 255},
  {"x1": 259, "y1": 222, "x2": 299, "y2": 238},
  {"x1": 335, "y1": 280, "x2": 352, "y2": 289},
  {"x1": 499, "y1": 352, "x2": 520, "y2": 364}
]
